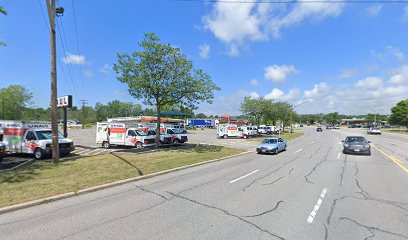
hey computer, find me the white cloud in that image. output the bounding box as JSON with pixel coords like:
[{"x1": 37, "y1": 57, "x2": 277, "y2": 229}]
[
  {"x1": 265, "y1": 88, "x2": 284, "y2": 100},
  {"x1": 83, "y1": 70, "x2": 94, "y2": 78},
  {"x1": 355, "y1": 77, "x2": 383, "y2": 89},
  {"x1": 338, "y1": 69, "x2": 357, "y2": 80},
  {"x1": 250, "y1": 79, "x2": 258, "y2": 86},
  {"x1": 264, "y1": 64, "x2": 297, "y2": 83},
  {"x1": 366, "y1": 4, "x2": 382, "y2": 17},
  {"x1": 113, "y1": 89, "x2": 125, "y2": 96},
  {"x1": 387, "y1": 46, "x2": 405, "y2": 61},
  {"x1": 203, "y1": 0, "x2": 345, "y2": 56},
  {"x1": 389, "y1": 65, "x2": 408, "y2": 85},
  {"x1": 270, "y1": 0, "x2": 345, "y2": 38},
  {"x1": 304, "y1": 82, "x2": 328, "y2": 98},
  {"x1": 63, "y1": 54, "x2": 86, "y2": 65},
  {"x1": 265, "y1": 88, "x2": 300, "y2": 101},
  {"x1": 199, "y1": 43, "x2": 211, "y2": 59},
  {"x1": 249, "y1": 91, "x2": 260, "y2": 98},
  {"x1": 100, "y1": 64, "x2": 112, "y2": 74}
]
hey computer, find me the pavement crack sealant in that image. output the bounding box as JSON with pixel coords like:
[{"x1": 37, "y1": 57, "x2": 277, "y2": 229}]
[
  {"x1": 167, "y1": 191, "x2": 286, "y2": 240},
  {"x1": 339, "y1": 217, "x2": 408, "y2": 239},
  {"x1": 240, "y1": 200, "x2": 283, "y2": 218}
]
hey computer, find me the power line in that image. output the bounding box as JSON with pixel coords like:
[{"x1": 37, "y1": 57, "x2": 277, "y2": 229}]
[
  {"x1": 175, "y1": 0, "x2": 408, "y2": 3},
  {"x1": 71, "y1": 0, "x2": 84, "y2": 92},
  {"x1": 38, "y1": 0, "x2": 75, "y2": 95},
  {"x1": 56, "y1": 17, "x2": 78, "y2": 97}
]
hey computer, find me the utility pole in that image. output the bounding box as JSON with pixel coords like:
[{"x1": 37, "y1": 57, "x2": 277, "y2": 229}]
[
  {"x1": 80, "y1": 100, "x2": 88, "y2": 129},
  {"x1": 45, "y1": 0, "x2": 63, "y2": 162}
]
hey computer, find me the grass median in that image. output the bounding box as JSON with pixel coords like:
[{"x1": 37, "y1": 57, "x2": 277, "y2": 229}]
[
  {"x1": 247, "y1": 130, "x2": 304, "y2": 143},
  {"x1": 0, "y1": 145, "x2": 243, "y2": 208}
]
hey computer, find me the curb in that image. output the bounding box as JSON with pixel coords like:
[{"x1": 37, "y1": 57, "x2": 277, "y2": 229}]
[{"x1": 0, "y1": 150, "x2": 253, "y2": 215}]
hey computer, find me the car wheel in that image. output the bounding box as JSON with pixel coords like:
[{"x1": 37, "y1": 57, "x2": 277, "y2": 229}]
[
  {"x1": 243, "y1": 135, "x2": 248, "y2": 139},
  {"x1": 284, "y1": 145, "x2": 287, "y2": 151},
  {"x1": 223, "y1": 134, "x2": 228, "y2": 139},
  {"x1": 136, "y1": 142, "x2": 143, "y2": 148},
  {"x1": 173, "y1": 139, "x2": 179, "y2": 145},
  {"x1": 367, "y1": 150, "x2": 371, "y2": 156},
  {"x1": 103, "y1": 141, "x2": 111, "y2": 149},
  {"x1": 274, "y1": 148, "x2": 278, "y2": 154},
  {"x1": 34, "y1": 149, "x2": 43, "y2": 160}
]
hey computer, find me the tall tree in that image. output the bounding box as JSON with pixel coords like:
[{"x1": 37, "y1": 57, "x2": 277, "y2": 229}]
[
  {"x1": 114, "y1": 33, "x2": 220, "y2": 146},
  {"x1": 240, "y1": 96, "x2": 272, "y2": 126},
  {"x1": 389, "y1": 99, "x2": 408, "y2": 129},
  {"x1": 0, "y1": 85, "x2": 33, "y2": 119},
  {"x1": 0, "y1": 6, "x2": 6, "y2": 46}
]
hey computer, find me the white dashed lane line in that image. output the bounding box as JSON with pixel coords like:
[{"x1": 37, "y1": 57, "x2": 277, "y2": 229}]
[
  {"x1": 307, "y1": 188, "x2": 328, "y2": 223},
  {"x1": 230, "y1": 170, "x2": 260, "y2": 184},
  {"x1": 295, "y1": 149, "x2": 303, "y2": 153},
  {"x1": 337, "y1": 153, "x2": 341, "y2": 159}
]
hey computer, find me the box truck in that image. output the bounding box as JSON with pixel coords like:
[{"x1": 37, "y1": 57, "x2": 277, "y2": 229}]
[
  {"x1": 0, "y1": 120, "x2": 75, "y2": 159},
  {"x1": 217, "y1": 124, "x2": 243, "y2": 139},
  {"x1": 96, "y1": 122, "x2": 155, "y2": 149}
]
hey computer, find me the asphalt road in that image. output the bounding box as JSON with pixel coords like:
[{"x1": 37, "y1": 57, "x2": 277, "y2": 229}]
[{"x1": 1, "y1": 127, "x2": 408, "y2": 240}]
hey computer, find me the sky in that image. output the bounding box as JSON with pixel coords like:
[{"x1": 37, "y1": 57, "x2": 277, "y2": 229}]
[{"x1": 1, "y1": 0, "x2": 408, "y2": 116}]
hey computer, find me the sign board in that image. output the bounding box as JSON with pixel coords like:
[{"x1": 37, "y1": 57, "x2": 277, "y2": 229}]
[{"x1": 57, "y1": 95, "x2": 73, "y2": 109}]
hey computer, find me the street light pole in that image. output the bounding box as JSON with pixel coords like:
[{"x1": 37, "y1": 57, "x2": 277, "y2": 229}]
[{"x1": 290, "y1": 100, "x2": 310, "y2": 134}]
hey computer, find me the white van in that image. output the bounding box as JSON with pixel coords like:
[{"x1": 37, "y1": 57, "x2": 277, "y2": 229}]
[
  {"x1": 96, "y1": 122, "x2": 155, "y2": 149},
  {"x1": 0, "y1": 120, "x2": 75, "y2": 160}
]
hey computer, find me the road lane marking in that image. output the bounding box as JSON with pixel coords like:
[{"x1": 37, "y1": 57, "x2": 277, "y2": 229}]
[
  {"x1": 371, "y1": 144, "x2": 408, "y2": 174},
  {"x1": 83, "y1": 149, "x2": 100, "y2": 155},
  {"x1": 337, "y1": 153, "x2": 341, "y2": 159},
  {"x1": 311, "y1": 141, "x2": 315, "y2": 144},
  {"x1": 307, "y1": 188, "x2": 328, "y2": 223},
  {"x1": 230, "y1": 170, "x2": 260, "y2": 183},
  {"x1": 295, "y1": 149, "x2": 303, "y2": 153}
]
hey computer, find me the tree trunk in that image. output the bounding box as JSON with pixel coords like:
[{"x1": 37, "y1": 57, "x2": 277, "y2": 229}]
[{"x1": 156, "y1": 106, "x2": 161, "y2": 148}]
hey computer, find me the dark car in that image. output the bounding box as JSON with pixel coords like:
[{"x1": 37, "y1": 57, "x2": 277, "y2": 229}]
[
  {"x1": 317, "y1": 127, "x2": 323, "y2": 132},
  {"x1": 342, "y1": 136, "x2": 371, "y2": 155}
]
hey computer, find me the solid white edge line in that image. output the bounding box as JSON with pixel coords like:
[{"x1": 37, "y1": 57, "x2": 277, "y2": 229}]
[
  {"x1": 229, "y1": 170, "x2": 260, "y2": 183},
  {"x1": 295, "y1": 149, "x2": 303, "y2": 153},
  {"x1": 307, "y1": 187, "x2": 328, "y2": 223},
  {"x1": 311, "y1": 141, "x2": 315, "y2": 144},
  {"x1": 337, "y1": 153, "x2": 341, "y2": 159}
]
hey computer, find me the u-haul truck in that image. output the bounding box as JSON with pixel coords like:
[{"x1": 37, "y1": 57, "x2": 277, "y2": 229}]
[
  {"x1": 96, "y1": 122, "x2": 155, "y2": 149},
  {"x1": 217, "y1": 124, "x2": 243, "y2": 139},
  {"x1": 0, "y1": 120, "x2": 75, "y2": 160},
  {"x1": 160, "y1": 128, "x2": 188, "y2": 144}
]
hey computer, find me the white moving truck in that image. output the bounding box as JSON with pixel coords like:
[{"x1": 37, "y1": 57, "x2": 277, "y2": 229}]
[
  {"x1": 217, "y1": 124, "x2": 242, "y2": 139},
  {"x1": 96, "y1": 122, "x2": 155, "y2": 149},
  {"x1": 0, "y1": 120, "x2": 75, "y2": 160}
]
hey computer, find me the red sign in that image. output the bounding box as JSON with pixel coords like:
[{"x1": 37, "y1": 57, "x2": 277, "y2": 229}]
[
  {"x1": 3, "y1": 128, "x2": 26, "y2": 136},
  {"x1": 109, "y1": 128, "x2": 126, "y2": 134}
]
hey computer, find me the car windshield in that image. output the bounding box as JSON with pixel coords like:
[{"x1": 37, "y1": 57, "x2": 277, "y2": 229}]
[
  {"x1": 262, "y1": 139, "x2": 277, "y2": 144},
  {"x1": 346, "y1": 137, "x2": 367, "y2": 143},
  {"x1": 135, "y1": 130, "x2": 147, "y2": 136},
  {"x1": 172, "y1": 129, "x2": 183, "y2": 134},
  {"x1": 36, "y1": 130, "x2": 64, "y2": 140}
]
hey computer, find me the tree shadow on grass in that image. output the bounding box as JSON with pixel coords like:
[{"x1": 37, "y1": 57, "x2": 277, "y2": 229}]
[
  {"x1": 177, "y1": 144, "x2": 223, "y2": 153},
  {"x1": 0, "y1": 160, "x2": 61, "y2": 184},
  {"x1": 109, "y1": 152, "x2": 144, "y2": 176}
]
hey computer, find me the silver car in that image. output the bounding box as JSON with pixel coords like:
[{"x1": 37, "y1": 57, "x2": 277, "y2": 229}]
[{"x1": 256, "y1": 137, "x2": 287, "y2": 154}]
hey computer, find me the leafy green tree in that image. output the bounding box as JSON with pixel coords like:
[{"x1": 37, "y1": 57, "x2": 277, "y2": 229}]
[
  {"x1": 240, "y1": 96, "x2": 272, "y2": 126},
  {"x1": 273, "y1": 102, "x2": 295, "y2": 132},
  {"x1": 0, "y1": 85, "x2": 33, "y2": 119},
  {"x1": 389, "y1": 99, "x2": 408, "y2": 129},
  {"x1": 114, "y1": 33, "x2": 220, "y2": 146},
  {"x1": 196, "y1": 113, "x2": 207, "y2": 118},
  {"x1": 324, "y1": 112, "x2": 340, "y2": 125},
  {"x1": 0, "y1": 6, "x2": 7, "y2": 46}
]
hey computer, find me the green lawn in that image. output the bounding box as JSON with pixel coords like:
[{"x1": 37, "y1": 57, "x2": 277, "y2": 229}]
[
  {"x1": 247, "y1": 130, "x2": 304, "y2": 142},
  {"x1": 0, "y1": 145, "x2": 243, "y2": 208}
]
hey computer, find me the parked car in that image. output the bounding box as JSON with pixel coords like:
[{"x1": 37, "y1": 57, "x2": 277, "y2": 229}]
[
  {"x1": 258, "y1": 125, "x2": 274, "y2": 134},
  {"x1": 317, "y1": 127, "x2": 323, "y2": 132},
  {"x1": 367, "y1": 127, "x2": 381, "y2": 135},
  {"x1": 0, "y1": 141, "x2": 6, "y2": 161},
  {"x1": 333, "y1": 126, "x2": 340, "y2": 129},
  {"x1": 326, "y1": 126, "x2": 333, "y2": 129},
  {"x1": 342, "y1": 136, "x2": 371, "y2": 155},
  {"x1": 256, "y1": 137, "x2": 287, "y2": 154}
]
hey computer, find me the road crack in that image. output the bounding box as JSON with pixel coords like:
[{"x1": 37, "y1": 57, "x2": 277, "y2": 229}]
[
  {"x1": 240, "y1": 201, "x2": 283, "y2": 218},
  {"x1": 167, "y1": 191, "x2": 286, "y2": 240},
  {"x1": 262, "y1": 176, "x2": 285, "y2": 186},
  {"x1": 339, "y1": 217, "x2": 408, "y2": 239},
  {"x1": 304, "y1": 147, "x2": 332, "y2": 184}
]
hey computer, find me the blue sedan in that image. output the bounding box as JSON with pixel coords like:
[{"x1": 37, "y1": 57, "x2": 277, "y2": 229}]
[{"x1": 256, "y1": 137, "x2": 287, "y2": 154}]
